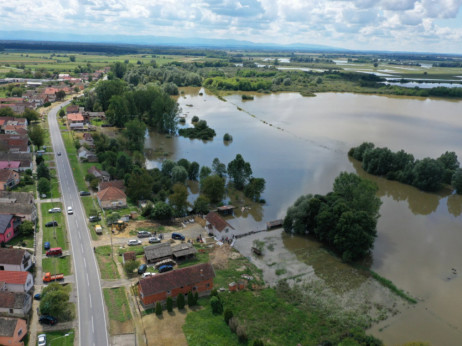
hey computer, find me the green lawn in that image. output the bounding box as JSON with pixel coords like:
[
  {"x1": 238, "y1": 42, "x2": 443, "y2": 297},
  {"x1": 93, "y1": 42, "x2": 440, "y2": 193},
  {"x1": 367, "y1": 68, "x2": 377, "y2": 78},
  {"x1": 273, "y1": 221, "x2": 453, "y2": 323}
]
[
  {"x1": 42, "y1": 329, "x2": 75, "y2": 346},
  {"x1": 95, "y1": 246, "x2": 120, "y2": 279},
  {"x1": 81, "y1": 196, "x2": 102, "y2": 240},
  {"x1": 103, "y1": 287, "x2": 132, "y2": 322},
  {"x1": 61, "y1": 131, "x2": 87, "y2": 191},
  {"x1": 42, "y1": 256, "x2": 71, "y2": 276},
  {"x1": 177, "y1": 245, "x2": 210, "y2": 269},
  {"x1": 8, "y1": 233, "x2": 34, "y2": 248},
  {"x1": 41, "y1": 202, "x2": 68, "y2": 251}
]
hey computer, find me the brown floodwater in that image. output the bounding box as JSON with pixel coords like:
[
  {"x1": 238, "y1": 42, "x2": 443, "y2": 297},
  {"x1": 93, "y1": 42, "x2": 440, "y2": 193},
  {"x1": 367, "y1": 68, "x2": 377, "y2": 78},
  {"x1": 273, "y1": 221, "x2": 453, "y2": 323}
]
[{"x1": 145, "y1": 88, "x2": 462, "y2": 344}]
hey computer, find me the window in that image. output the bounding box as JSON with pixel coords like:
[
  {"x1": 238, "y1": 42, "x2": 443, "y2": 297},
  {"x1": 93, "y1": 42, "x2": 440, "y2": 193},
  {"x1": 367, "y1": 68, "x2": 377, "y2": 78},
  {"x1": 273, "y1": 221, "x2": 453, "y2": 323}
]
[
  {"x1": 9, "y1": 309, "x2": 13, "y2": 314},
  {"x1": 18, "y1": 329, "x2": 22, "y2": 336},
  {"x1": 0, "y1": 266, "x2": 4, "y2": 271}
]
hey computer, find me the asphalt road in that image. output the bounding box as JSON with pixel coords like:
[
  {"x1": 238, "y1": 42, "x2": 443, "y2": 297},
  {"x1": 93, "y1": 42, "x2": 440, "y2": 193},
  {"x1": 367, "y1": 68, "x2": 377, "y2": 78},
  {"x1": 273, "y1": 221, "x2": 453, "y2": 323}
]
[{"x1": 48, "y1": 101, "x2": 109, "y2": 346}]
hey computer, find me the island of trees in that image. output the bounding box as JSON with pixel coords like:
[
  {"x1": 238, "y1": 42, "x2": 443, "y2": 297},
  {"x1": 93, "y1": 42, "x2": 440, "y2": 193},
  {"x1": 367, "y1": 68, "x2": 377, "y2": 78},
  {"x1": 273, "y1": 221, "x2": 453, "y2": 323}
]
[{"x1": 349, "y1": 142, "x2": 462, "y2": 193}]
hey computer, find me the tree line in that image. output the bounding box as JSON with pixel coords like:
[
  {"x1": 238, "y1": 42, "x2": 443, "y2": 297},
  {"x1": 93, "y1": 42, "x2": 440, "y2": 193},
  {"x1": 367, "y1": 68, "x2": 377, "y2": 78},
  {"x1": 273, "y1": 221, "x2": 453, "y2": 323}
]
[
  {"x1": 283, "y1": 172, "x2": 381, "y2": 262},
  {"x1": 349, "y1": 142, "x2": 462, "y2": 193}
]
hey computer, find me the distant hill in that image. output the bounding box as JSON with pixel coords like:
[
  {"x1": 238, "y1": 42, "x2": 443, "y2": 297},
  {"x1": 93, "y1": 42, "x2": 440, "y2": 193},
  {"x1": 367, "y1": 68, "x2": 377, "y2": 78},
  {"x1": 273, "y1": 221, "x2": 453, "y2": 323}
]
[{"x1": 0, "y1": 30, "x2": 347, "y2": 52}]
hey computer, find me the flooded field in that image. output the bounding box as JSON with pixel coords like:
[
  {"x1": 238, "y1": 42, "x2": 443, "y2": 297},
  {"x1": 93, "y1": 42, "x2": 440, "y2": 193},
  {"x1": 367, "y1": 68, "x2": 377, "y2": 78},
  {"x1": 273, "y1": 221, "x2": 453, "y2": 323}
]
[{"x1": 145, "y1": 89, "x2": 462, "y2": 344}]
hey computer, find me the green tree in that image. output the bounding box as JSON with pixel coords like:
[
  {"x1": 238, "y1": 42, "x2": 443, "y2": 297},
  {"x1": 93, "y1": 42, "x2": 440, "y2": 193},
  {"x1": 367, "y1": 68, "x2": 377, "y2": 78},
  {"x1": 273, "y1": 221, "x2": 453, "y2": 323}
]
[
  {"x1": 166, "y1": 297, "x2": 173, "y2": 312},
  {"x1": 58, "y1": 109, "x2": 65, "y2": 117},
  {"x1": 155, "y1": 302, "x2": 162, "y2": 315},
  {"x1": 210, "y1": 296, "x2": 223, "y2": 314},
  {"x1": 112, "y1": 62, "x2": 127, "y2": 79},
  {"x1": 177, "y1": 293, "x2": 185, "y2": 309},
  {"x1": 40, "y1": 283, "x2": 74, "y2": 321},
  {"x1": 199, "y1": 166, "x2": 212, "y2": 181},
  {"x1": 244, "y1": 178, "x2": 266, "y2": 202},
  {"x1": 193, "y1": 195, "x2": 210, "y2": 214},
  {"x1": 22, "y1": 108, "x2": 39, "y2": 123},
  {"x1": 106, "y1": 95, "x2": 129, "y2": 127},
  {"x1": 187, "y1": 291, "x2": 194, "y2": 307},
  {"x1": 69, "y1": 55, "x2": 76, "y2": 62},
  {"x1": 224, "y1": 309, "x2": 233, "y2": 324},
  {"x1": 169, "y1": 183, "x2": 188, "y2": 216},
  {"x1": 188, "y1": 161, "x2": 200, "y2": 181},
  {"x1": 227, "y1": 154, "x2": 252, "y2": 190},
  {"x1": 0, "y1": 107, "x2": 15, "y2": 117},
  {"x1": 193, "y1": 291, "x2": 199, "y2": 305},
  {"x1": 253, "y1": 339, "x2": 265, "y2": 346},
  {"x1": 55, "y1": 90, "x2": 66, "y2": 101},
  {"x1": 123, "y1": 260, "x2": 140, "y2": 276},
  {"x1": 412, "y1": 158, "x2": 444, "y2": 192},
  {"x1": 95, "y1": 79, "x2": 126, "y2": 111},
  {"x1": 37, "y1": 162, "x2": 50, "y2": 180},
  {"x1": 28, "y1": 125, "x2": 45, "y2": 149},
  {"x1": 126, "y1": 169, "x2": 154, "y2": 202},
  {"x1": 201, "y1": 175, "x2": 225, "y2": 204},
  {"x1": 212, "y1": 158, "x2": 227, "y2": 178},
  {"x1": 18, "y1": 220, "x2": 34, "y2": 236},
  {"x1": 452, "y1": 168, "x2": 462, "y2": 194},
  {"x1": 11, "y1": 87, "x2": 23, "y2": 97},
  {"x1": 161, "y1": 159, "x2": 176, "y2": 177},
  {"x1": 151, "y1": 201, "x2": 173, "y2": 221},
  {"x1": 124, "y1": 119, "x2": 146, "y2": 151},
  {"x1": 438, "y1": 151, "x2": 459, "y2": 184},
  {"x1": 171, "y1": 166, "x2": 188, "y2": 184},
  {"x1": 37, "y1": 178, "x2": 50, "y2": 196}
]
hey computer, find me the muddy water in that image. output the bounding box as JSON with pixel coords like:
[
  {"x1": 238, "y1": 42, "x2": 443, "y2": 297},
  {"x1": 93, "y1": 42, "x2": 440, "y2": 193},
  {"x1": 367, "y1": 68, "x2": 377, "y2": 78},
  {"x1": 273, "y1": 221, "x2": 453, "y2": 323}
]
[{"x1": 145, "y1": 88, "x2": 462, "y2": 344}]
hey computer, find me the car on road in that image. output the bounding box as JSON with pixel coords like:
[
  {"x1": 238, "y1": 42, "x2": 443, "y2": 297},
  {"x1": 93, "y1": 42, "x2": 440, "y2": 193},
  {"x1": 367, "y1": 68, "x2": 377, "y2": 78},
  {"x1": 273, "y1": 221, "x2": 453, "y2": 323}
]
[
  {"x1": 38, "y1": 334, "x2": 47, "y2": 346},
  {"x1": 128, "y1": 239, "x2": 142, "y2": 246},
  {"x1": 67, "y1": 206, "x2": 73, "y2": 215},
  {"x1": 80, "y1": 191, "x2": 91, "y2": 196},
  {"x1": 57, "y1": 152, "x2": 61, "y2": 156},
  {"x1": 45, "y1": 221, "x2": 58, "y2": 227},
  {"x1": 44, "y1": 242, "x2": 51, "y2": 250},
  {"x1": 138, "y1": 264, "x2": 147, "y2": 274},
  {"x1": 34, "y1": 293, "x2": 41, "y2": 300},
  {"x1": 137, "y1": 231, "x2": 151, "y2": 238},
  {"x1": 48, "y1": 207, "x2": 61, "y2": 213},
  {"x1": 39, "y1": 315, "x2": 57, "y2": 325},
  {"x1": 89, "y1": 215, "x2": 101, "y2": 222},
  {"x1": 148, "y1": 236, "x2": 161, "y2": 243},
  {"x1": 158, "y1": 264, "x2": 174, "y2": 273},
  {"x1": 172, "y1": 232, "x2": 185, "y2": 241}
]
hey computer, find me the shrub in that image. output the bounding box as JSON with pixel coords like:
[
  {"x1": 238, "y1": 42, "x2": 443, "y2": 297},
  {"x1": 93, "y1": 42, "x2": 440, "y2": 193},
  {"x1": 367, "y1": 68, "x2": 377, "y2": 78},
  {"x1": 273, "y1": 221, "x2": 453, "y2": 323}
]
[
  {"x1": 187, "y1": 291, "x2": 194, "y2": 307},
  {"x1": 155, "y1": 302, "x2": 162, "y2": 315},
  {"x1": 253, "y1": 339, "x2": 264, "y2": 346},
  {"x1": 123, "y1": 260, "x2": 140, "y2": 276},
  {"x1": 210, "y1": 296, "x2": 223, "y2": 314},
  {"x1": 210, "y1": 289, "x2": 219, "y2": 298},
  {"x1": 177, "y1": 293, "x2": 185, "y2": 309},
  {"x1": 223, "y1": 133, "x2": 233, "y2": 141},
  {"x1": 191, "y1": 116, "x2": 199, "y2": 123},
  {"x1": 224, "y1": 309, "x2": 233, "y2": 325},
  {"x1": 193, "y1": 291, "x2": 199, "y2": 305},
  {"x1": 228, "y1": 317, "x2": 238, "y2": 333},
  {"x1": 166, "y1": 297, "x2": 173, "y2": 312},
  {"x1": 236, "y1": 325, "x2": 248, "y2": 342}
]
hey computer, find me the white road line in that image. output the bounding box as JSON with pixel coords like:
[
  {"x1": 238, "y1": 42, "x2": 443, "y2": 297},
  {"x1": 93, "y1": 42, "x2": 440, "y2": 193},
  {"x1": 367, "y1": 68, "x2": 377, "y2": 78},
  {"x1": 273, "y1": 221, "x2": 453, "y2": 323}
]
[
  {"x1": 89, "y1": 294, "x2": 92, "y2": 308},
  {"x1": 83, "y1": 258, "x2": 87, "y2": 268},
  {"x1": 80, "y1": 243, "x2": 84, "y2": 252},
  {"x1": 78, "y1": 232, "x2": 81, "y2": 240},
  {"x1": 86, "y1": 272, "x2": 90, "y2": 283},
  {"x1": 92, "y1": 316, "x2": 94, "y2": 333}
]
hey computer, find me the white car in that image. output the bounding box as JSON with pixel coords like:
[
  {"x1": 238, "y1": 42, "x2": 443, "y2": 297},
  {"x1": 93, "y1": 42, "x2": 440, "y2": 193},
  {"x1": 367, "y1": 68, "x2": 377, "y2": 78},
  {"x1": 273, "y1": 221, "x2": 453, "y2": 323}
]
[
  {"x1": 38, "y1": 334, "x2": 47, "y2": 346},
  {"x1": 48, "y1": 207, "x2": 61, "y2": 213},
  {"x1": 142, "y1": 272, "x2": 155, "y2": 278},
  {"x1": 128, "y1": 239, "x2": 142, "y2": 246},
  {"x1": 67, "y1": 206, "x2": 73, "y2": 215},
  {"x1": 148, "y1": 236, "x2": 161, "y2": 243}
]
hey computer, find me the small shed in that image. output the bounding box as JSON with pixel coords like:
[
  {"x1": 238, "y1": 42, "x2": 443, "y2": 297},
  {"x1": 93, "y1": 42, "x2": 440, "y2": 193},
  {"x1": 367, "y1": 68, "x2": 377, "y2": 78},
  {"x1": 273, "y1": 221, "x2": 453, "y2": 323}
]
[
  {"x1": 172, "y1": 243, "x2": 197, "y2": 261},
  {"x1": 216, "y1": 205, "x2": 235, "y2": 216},
  {"x1": 266, "y1": 219, "x2": 283, "y2": 230},
  {"x1": 144, "y1": 243, "x2": 172, "y2": 264},
  {"x1": 123, "y1": 251, "x2": 136, "y2": 264}
]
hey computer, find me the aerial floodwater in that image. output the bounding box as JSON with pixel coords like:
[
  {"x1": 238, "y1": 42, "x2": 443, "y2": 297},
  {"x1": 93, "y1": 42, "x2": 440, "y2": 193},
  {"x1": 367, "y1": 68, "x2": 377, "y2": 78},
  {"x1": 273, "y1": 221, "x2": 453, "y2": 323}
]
[{"x1": 145, "y1": 88, "x2": 462, "y2": 344}]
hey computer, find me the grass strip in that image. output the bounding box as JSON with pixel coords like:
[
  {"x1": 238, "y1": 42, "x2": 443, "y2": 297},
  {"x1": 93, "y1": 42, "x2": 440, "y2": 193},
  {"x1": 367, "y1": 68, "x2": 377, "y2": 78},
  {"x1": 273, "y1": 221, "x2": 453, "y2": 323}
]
[
  {"x1": 103, "y1": 287, "x2": 132, "y2": 322},
  {"x1": 95, "y1": 246, "x2": 120, "y2": 279}
]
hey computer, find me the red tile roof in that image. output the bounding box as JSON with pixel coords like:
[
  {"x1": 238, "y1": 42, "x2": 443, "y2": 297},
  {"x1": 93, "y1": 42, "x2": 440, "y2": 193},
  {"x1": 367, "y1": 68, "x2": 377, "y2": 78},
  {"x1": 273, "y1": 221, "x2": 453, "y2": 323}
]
[
  {"x1": 205, "y1": 212, "x2": 234, "y2": 232},
  {"x1": 67, "y1": 113, "x2": 84, "y2": 122},
  {"x1": 139, "y1": 263, "x2": 215, "y2": 296},
  {"x1": 99, "y1": 180, "x2": 125, "y2": 192},
  {"x1": 96, "y1": 186, "x2": 126, "y2": 201},
  {"x1": 0, "y1": 170, "x2": 15, "y2": 182},
  {"x1": 0, "y1": 271, "x2": 30, "y2": 285}
]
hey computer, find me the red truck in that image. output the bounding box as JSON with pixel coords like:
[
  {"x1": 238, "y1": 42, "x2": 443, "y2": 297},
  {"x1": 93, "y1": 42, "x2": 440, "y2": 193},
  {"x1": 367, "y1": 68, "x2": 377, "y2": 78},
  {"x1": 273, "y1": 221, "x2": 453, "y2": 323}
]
[{"x1": 43, "y1": 272, "x2": 64, "y2": 283}]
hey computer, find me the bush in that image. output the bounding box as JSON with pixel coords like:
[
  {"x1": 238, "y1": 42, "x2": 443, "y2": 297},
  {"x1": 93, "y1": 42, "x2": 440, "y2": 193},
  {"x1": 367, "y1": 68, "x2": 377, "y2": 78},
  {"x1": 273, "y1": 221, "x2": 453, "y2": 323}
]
[
  {"x1": 210, "y1": 296, "x2": 223, "y2": 314},
  {"x1": 228, "y1": 317, "x2": 238, "y2": 333},
  {"x1": 155, "y1": 302, "x2": 162, "y2": 315},
  {"x1": 193, "y1": 291, "x2": 199, "y2": 305},
  {"x1": 236, "y1": 325, "x2": 248, "y2": 342},
  {"x1": 210, "y1": 289, "x2": 219, "y2": 298},
  {"x1": 223, "y1": 133, "x2": 233, "y2": 141},
  {"x1": 224, "y1": 309, "x2": 233, "y2": 325},
  {"x1": 187, "y1": 291, "x2": 194, "y2": 307},
  {"x1": 177, "y1": 293, "x2": 185, "y2": 309},
  {"x1": 123, "y1": 260, "x2": 140, "y2": 276},
  {"x1": 253, "y1": 339, "x2": 264, "y2": 346},
  {"x1": 191, "y1": 116, "x2": 199, "y2": 123},
  {"x1": 166, "y1": 297, "x2": 173, "y2": 312}
]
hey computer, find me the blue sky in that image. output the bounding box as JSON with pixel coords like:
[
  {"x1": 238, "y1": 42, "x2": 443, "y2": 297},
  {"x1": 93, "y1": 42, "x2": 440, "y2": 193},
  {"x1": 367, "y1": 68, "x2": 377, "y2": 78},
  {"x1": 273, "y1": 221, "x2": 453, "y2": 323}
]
[{"x1": 2, "y1": 0, "x2": 462, "y2": 53}]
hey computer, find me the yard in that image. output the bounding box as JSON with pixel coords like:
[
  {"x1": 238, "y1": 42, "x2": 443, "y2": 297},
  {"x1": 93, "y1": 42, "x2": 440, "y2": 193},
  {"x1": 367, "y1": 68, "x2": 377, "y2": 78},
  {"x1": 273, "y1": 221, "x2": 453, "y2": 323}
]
[
  {"x1": 95, "y1": 246, "x2": 120, "y2": 280},
  {"x1": 41, "y1": 329, "x2": 75, "y2": 346},
  {"x1": 103, "y1": 287, "x2": 134, "y2": 335}
]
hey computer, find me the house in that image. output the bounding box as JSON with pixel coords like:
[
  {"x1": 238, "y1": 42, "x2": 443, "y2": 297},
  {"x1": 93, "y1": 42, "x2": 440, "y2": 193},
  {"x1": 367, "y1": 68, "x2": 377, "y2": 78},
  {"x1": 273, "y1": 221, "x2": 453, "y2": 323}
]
[
  {"x1": 0, "y1": 317, "x2": 27, "y2": 346},
  {"x1": 88, "y1": 166, "x2": 110, "y2": 182},
  {"x1": 77, "y1": 147, "x2": 98, "y2": 162},
  {"x1": 0, "y1": 191, "x2": 37, "y2": 222},
  {"x1": 205, "y1": 212, "x2": 235, "y2": 239},
  {"x1": 122, "y1": 252, "x2": 136, "y2": 265},
  {"x1": 0, "y1": 154, "x2": 31, "y2": 172},
  {"x1": 3, "y1": 126, "x2": 27, "y2": 136},
  {"x1": 79, "y1": 133, "x2": 95, "y2": 149},
  {"x1": 66, "y1": 105, "x2": 80, "y2": 114},
  {"x1": 0, "y1": 271, "x2": 33, "y2": 292},
  {"x1": 0, "y1": 170, "x2": 20, "y2": 190},
  {"x1": 144, "y1": 243, "x2": 172, "y2": 264},
  {"x1": 172, "y1": 243, "x2": 197, "y2": 261},
  {"x1": 98, "y1": 180, "x2": 125, "y2": 192},
  {"x1": 67, "y1": 113, "x2": 84, "y2": 124},
  {"x1": 96, "y1": 186, "x2": 127, "y2": 210},
  {"x1": 0, "y1": 292, "x2": 32, "y2": 317},
  {"x1": 216, "y1": 205, "x2": 235, "y2": 216},
  {"x1": 0, "y1": 135, "x2": 29, "y2": 153},
  {"x1": 0, "y1": 248, "x2": 33, "y2": 271},
  {"x1": 138, "y1": 263, "x2": 215, "y2": 307},
  {"x1": 0, "y1": 162, "x2": 20, "y2": 171},
  {"x1": 70, "y1": 123, "x2": 84, "y2": 131},
  {"x1": 0, "y1": 215, "x2": 21, "y2": 244}
]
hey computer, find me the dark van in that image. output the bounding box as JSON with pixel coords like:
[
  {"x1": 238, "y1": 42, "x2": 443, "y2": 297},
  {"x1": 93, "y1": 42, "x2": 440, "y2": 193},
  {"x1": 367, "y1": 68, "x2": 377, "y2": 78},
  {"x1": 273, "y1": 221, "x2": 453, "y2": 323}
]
[
  {"x1": 158, "y1": 264, "x2": 173, "y2": 273},
  {"x1": 46, "y1": 248, "x2": 62, "y2": 257},
  {"x1": 138, "y1": 264, "x2": 147, "y2": 275},
  {"x1": 171, "y1": 233, "x2": 185, "y2": 241}
]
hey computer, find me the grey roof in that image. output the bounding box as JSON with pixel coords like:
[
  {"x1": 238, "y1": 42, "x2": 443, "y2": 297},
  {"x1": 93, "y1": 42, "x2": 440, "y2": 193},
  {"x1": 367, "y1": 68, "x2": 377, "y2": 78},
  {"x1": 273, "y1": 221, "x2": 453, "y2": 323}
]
[
  {"x1": 144, "y1": 243, "x2": 172, "y2": 261},
  {"x1": 0, "y1": 191, "x2": 34, "y2": 205},
  {"x1": 0, "y1": 204, "x2": 35, "y2": 218},
  {"x1": 0, "y1": 291, "x2": 29, "y2": 309},
  {"x1": 172, "y1": 243, "x2": 197, "y2": 258},
  {"x1": 0, "y1": 317, "x2": 19, "y2": 337},
  {"x1": 0, "y1": 248, "x2": 28, "y2": 265},
  {"x1": 0, "y1": 214, "x2": 13, "y2": 234}
]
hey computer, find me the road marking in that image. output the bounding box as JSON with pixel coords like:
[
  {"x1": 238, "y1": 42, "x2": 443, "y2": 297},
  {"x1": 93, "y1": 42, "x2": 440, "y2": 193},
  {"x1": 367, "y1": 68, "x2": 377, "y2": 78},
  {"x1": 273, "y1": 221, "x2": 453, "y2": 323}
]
[
  {"x1": 80, "y1": 243, "x2": 84, "y2": 252},
  {"x1": 83, "y1": 258, "x2": 87, "y2": 268},
  {"x1": 92, "y1": 316, "x2": 94, "y2": 333},
  {"x1": 86, "y1": 272, "x2": 89, "y2": 283},
  {"x1": 78, "y1": 232, "x2": 81, "y2": 240},
  {"x1": 89, "y1": 294, "x2": 92, "y2": 308}
]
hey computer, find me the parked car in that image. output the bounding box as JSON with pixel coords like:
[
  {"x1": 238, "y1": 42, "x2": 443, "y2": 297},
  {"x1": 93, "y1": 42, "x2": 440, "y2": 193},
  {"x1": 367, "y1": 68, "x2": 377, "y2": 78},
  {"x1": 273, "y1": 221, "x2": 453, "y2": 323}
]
[
  {"x1": 89, "y1": 215, "x2": 101, "y2": 222},
  {"x1": 148, "y1": 236, "x2": 161, "y2": 244},
  {"x1": 46, "y1": 248, "x2": 63, "y2": 257},
  {"x1": 38, "y1": 334, "x2": 47, "y2": 346},
  {"x1": 158, "y1": 264, "x2": 173, "y2": 273},
  {"x1": 128, "y1": 239, "x2": 142, "y2": 246},
  {"x1": 142, "y1": 272, "x2": 154, "y2": 278},
  {"x1": 79, "y1": 191, "x2": 91, "y2": 196},
  {"x1": 39, "y1": 315, "x2": 57, "y2": 325},
  {"x1": 44, "y1": 242, "x2": 51, "y2": 250},
  {"x1": 138, "y1": 264, "x2": 147, "y2": 275},
  {"x1": 137, "y1": 230, "x2": 151, "y2": 238},
  {"x1": 45, "y1": 221, "x2": 58, "y2": 227},
  {"x1": 67, "y1": 206, "x2": 73, "y2": 215},
  {"x1": 34, "y1": 293, "x2": 41, "y2": 300},
  {"x1": 172, "y1": 232, "x2": 185, "y2": 241},
  {"x1": 48, "y1": 207, "x2": 61, "y2": 213}
]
